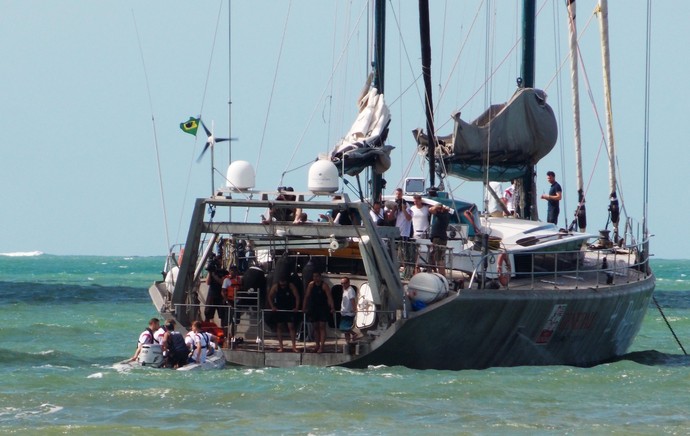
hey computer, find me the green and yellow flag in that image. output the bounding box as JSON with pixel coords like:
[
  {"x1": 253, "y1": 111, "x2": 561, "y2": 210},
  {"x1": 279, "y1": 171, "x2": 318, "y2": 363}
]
[{"x1": 180, "y1": 117, "x2": 200, "y2": 136}]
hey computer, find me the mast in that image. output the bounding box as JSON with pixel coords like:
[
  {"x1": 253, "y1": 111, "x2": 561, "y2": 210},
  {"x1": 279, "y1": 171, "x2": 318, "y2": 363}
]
[
  {"x1": 568, "y1": 0, "x2": 586, "y2": 232},
  {"x1": 597, "y1": 0, "x2": 619, "y2": 240},
  {"x1": 520, "y1": 0, "x2": 536, "y2": 220},
  {"x1": 419, "y1": 0, "x2": 436, "y2": 189},
  {"x1": 371, "y1": 0, "x2": 386, "y2": 202},
  {"x1": 642, "y1": 0, "x2": 651, "y2": 268}
]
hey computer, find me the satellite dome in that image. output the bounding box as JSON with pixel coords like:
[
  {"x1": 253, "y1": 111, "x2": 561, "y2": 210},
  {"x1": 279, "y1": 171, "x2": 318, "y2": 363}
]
[
  {"x1": 226, "y1": 160, "x2": 255, "y2": 191},
  {"x1": 308, "y1": 159, "x2": 339, "y2": 193}
]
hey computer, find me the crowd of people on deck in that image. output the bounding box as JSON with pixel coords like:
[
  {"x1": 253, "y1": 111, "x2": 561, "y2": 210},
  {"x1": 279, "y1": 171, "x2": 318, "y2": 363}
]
[
  {"x1": 137, "y1": 181, "x2": 551, "y2": 363},
  {"x1": 134, "y1": 248, "x2": 365, "y2": 361}
]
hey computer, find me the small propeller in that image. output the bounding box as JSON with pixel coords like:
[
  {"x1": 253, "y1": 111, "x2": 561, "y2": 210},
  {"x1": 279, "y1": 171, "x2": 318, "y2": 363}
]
[{"x1": 196, "y1": 119, "x2": 235, "y2": 162}]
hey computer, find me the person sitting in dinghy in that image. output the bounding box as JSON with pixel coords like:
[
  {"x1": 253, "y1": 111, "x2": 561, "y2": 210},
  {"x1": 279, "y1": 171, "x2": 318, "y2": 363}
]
[
  {"x1": 161, "y1": 319, "x2": 189, "y2": 369},
  {"x1": 128, "y1": 318, "x2": 160, "y2": 362},
  {"x1": 190, "y1": 321, "x2": 219, "y2": 364}
]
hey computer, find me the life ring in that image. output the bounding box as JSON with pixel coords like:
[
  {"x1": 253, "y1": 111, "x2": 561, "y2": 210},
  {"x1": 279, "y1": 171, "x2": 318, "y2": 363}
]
[{"x1": 497, "y1": 253, "x2": 511, "y2": 287}]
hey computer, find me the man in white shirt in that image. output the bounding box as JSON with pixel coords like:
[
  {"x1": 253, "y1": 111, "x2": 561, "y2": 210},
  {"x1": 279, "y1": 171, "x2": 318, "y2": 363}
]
[
  {"x1": 338, "y1": 277, "x2": 357, "y2": 343},
  {"x1": 411, "y1": 194, "x2": 430, "y2": 238},
  {"x1": 486, "y1": 181, "x2": 504, "y2": 217},
  {"x1": 129, "y1": 318, "x2": 160, "y2": 362}
]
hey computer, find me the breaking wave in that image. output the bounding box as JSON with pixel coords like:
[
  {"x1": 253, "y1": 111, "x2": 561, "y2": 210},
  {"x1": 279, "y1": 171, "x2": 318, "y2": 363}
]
[{"x1": 0, "y1": 251, "x2": 44, "y2": 257}]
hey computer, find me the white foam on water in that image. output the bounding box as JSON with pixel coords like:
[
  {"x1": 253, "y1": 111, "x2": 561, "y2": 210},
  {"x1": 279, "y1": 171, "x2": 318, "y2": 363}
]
[{"x1": 0, "y1": 251, "x2": 44, "y2": 257}]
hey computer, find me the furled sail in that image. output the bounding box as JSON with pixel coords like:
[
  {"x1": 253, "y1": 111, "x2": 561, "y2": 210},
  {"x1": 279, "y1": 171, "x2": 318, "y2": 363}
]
[
  {"x1": 414, "y1": 88, "x2": 557, "y2": 181},
  {"x1": 330, "y1": 76, "x2": 393, "y2": 177}
]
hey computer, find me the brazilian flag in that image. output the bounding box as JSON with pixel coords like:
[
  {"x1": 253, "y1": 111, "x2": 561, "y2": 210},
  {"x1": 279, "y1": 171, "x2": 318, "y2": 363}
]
[{"x1": 180, "y1": 117, "x2": 200, "y2": 136}]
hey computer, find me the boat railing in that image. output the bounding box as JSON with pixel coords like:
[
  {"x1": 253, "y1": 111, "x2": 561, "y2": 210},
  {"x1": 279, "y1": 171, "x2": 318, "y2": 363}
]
[
  {"x1": 397, "y1": 239, "x2": 455, "y2": 281},
  {"x1": 172, "y1": 303, "x2": 390, "y2": 353},
  {"x1": 465, "y1": 239, "x2": 652, "y2": 291}
]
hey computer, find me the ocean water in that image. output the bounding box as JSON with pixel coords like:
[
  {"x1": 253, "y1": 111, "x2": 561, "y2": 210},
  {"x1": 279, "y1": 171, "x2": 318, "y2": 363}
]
[{"x1": 1, "y1": 254, "x2": 689, "y2": 435}]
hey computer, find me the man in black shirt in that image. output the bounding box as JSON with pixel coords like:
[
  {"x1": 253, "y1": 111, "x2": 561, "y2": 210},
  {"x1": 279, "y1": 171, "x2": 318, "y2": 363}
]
[{"x1": 541, "y1": 171, "x2": 562, "y2": 225}]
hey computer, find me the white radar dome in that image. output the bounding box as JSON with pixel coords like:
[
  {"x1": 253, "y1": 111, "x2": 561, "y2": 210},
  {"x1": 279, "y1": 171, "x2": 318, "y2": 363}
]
[
  {"x1": 226, "y1": 160, "x2": 255, "y2": 191},
  {"x1": 308, "y1": 159, "x2": 339, "y2": 193}
]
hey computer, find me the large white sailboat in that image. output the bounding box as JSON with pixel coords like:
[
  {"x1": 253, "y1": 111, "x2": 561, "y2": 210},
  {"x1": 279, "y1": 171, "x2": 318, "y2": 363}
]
[{"x1": 148, "y1": 0, "x2": 654, "y2": 370}]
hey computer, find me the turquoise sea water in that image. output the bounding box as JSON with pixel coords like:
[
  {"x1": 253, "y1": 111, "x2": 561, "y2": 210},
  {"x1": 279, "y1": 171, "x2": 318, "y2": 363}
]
[{"x1": 1, "y1": 254, "x2": 689, "y2": 434}]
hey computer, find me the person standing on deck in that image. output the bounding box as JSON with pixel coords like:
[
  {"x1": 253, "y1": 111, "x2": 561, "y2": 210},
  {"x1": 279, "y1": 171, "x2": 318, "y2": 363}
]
[
  {"x1": 303, "y1": 271, "x2": 335, "y2": 353},
  {"x1": 486, "y1": 181, "x2": 504, "y2": 217},
  {"x1": 504, "y1": 180, "x2": 516, "y2": 216},
  {"x1": 429, "y1": 204, "x2": 451, "y2": 275},
  {"x1": 541, "y1": 171, "x2": 562, "y2": 225},
  {"x1": 268, "y1": 278, "x2": 300, "y2": 353},
  {"x1": 411, "y1": 195, "x2": 430, "y2": 238},
  {"x1": 204, "y1": 255, "x2": 228, "y2": 327},
  {"x1": 392, "y1": 188, "x2": 413, "y2": 238},
  {"x1": 338, "y1": 277, "x2": 357, "y2": 343},
  {"x1": 221, "y1": 267, "x2": 241, "y2": 340}
]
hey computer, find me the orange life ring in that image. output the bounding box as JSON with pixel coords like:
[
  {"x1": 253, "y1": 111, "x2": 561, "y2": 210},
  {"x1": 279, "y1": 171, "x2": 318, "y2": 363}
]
[{"x1": 497, "y1": 253, "x2": 511, "y2": 287}]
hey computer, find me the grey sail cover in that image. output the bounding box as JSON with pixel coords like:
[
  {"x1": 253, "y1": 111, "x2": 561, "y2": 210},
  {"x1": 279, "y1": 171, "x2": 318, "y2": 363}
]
[
  {"x1": 450, "y1": 88, "x2": 558, "y2": 165},
  {"x1": 330, "y1": 79, "x2": 393, "y2": 176}
]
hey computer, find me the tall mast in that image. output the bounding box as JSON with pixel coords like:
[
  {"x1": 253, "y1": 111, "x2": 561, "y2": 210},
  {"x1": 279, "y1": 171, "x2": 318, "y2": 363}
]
[
  {"x1": 520, "y1": 0, "x2": 536, "y2": 219},
  {"x1": 597, "y1": 0, "x2": 619, "y2": 239},
  {"x1": 419, "y1": 0, "x2": 436, "y2": 188},
  {"x1": 371, "y1": 0, "x2": 386, "y2": 202},
  {"x1": 568, "y1": 0, "x2": 586, "y2": 232}
]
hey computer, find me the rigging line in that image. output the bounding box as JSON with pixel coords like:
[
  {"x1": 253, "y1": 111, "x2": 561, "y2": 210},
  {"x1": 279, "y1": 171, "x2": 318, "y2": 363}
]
[
  {"x1": 174, "y1": 1, "x2": 226, "y2": 244},
  {"x1": 397, "y1": 0, "x2": 404, "y2": 178},
  {"x1": 542, "y1": 10, "x2": 596, "y2": 92},
  {"x1": 394, "y1": 149, "x2": 423, "y2": 190},
  {"x1": 199, "y1": 1, "x2": 225, "y2": 120},
  {"x1": 280, "y1": 2, "x2": 369, "y2": 183},
  {"x1": 448, "y1": 0, "x2": 550, "y2": 123},
  {"x1": 132, "y1": 10, "x2": 171, "y2": 253},
  {"x1": 653, "y1": 296, "x2": 688, "y2": 356},
  {"x1": 482, "y1": 0, "x2": 492, "y2": 194},
  {"x1": 552, "y1": 1, "x2": 568, "y2": 228},
  {"x1": 325, "y1": 0, "x2": 340, "y2": 152},
  {"x1": 386, "y1": 1, "x2": 425, "y2": 115},
  {"x1": 438, "y1": 0, "x2": 448, "y2": 96},
  {"x1": 255, "y1": 0, "x2": 293, "y2": 181},
  {"x1": 542, "y1": 12, "x2": 610, "y2": 212},
  {"x1": 435, "y1": 0, "x2": 484, "y2": 115}
]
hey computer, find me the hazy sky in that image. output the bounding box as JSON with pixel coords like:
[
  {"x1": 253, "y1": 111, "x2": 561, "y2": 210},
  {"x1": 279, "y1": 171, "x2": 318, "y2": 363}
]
[{"x1": 1, "y1": 1, "x2": 686, "y2": 259}]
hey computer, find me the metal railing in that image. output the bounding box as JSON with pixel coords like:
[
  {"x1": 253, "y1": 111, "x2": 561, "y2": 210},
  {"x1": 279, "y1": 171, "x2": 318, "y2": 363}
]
[
  {"x1": 464, "y1": 240, "x2": 652, "y2": 291},
  {"x1": 397, "y1": 239, "x2": 455, "y2": 281},
  {"x1": 172, "y1": 303, "x2": 389, "y2": 354}
]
